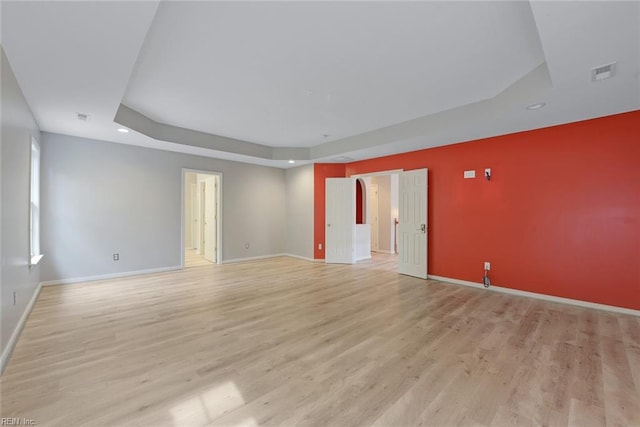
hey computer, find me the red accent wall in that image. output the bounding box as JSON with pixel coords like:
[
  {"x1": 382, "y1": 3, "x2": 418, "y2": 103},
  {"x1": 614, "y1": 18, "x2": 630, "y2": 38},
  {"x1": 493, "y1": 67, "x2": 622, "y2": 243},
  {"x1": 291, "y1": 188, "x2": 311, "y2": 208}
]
[
  {"x1": 314, "y1": 111, "x2": 640, "y2": 310},
  {"x1": 356, "y1": 179, "x2": 364, "y2": 224},
  {"x1": 314, "y1": 163, "x2": 346, "y2": 259}
]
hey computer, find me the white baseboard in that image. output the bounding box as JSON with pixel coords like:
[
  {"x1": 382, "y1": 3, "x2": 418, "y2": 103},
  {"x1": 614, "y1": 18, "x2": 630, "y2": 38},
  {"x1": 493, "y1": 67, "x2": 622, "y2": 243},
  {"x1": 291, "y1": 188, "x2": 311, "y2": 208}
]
[
  {"x1": 40, "y1": 266, "x2": 182, "y2": 287},
  {"x1": 283, "y1": 253, "x2": 318, "y2": 263},
  {"x1": 428, "y1": 275, "x2": 640, "y2": 317},
  {"x1": 372, "y1": 250, "x2": 395, "y2": 255},
  {"x1": 1, "y1": 283, "x2": 42, "y2": 375},
  {"x1": 225, "y1": 253, "x2": 326, "y2": 264},
  {"x1": 223, "y1": 253, "x2": 288, "y2": 264}
]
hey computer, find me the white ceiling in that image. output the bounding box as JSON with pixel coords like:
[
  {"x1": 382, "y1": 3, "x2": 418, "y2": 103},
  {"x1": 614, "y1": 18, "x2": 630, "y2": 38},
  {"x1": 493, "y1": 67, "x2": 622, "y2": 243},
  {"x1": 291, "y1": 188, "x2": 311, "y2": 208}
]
[{"x1": 2, "y1": 1, "x2": 639, "y2": 169}]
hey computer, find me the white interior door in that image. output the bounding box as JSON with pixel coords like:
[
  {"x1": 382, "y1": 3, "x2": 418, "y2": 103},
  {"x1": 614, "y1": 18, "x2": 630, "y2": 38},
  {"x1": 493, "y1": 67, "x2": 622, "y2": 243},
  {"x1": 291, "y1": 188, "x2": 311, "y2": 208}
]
[
  {"x1": 203, "y1": 177, "x2": 217, "y2": 263},
  {"x1": 190, "y1": 183, "x2": 198, "y2": 249},
  {"x1": 325, "y1": 178, "x2": 356, "y2": 264},
  {"x1": 398, "y1": 169, "x2": 428, "y2": 278},
  {"x1": 369, "y1": 184, "x2": 379, "y2": 252},
  {"x1": 195, "y1": 182, "x2": 203, "y2": 254}
]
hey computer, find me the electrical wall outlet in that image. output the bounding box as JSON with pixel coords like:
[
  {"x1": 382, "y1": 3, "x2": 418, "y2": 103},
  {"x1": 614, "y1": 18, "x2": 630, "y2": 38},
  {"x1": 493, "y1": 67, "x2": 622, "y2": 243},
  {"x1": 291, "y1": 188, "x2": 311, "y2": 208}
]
[
  {"x1": 113, "y1": 253, "x2": 119, "y2": 261},
  {"x1": 484, "y1": 262, "x2": 490, "y2": 270},
  {"x1": 318, "y1": 243, "x2": 323, "y2": 250},
  {"x1": 245, "y1": 243, "x2": 250, "y2": 249}
]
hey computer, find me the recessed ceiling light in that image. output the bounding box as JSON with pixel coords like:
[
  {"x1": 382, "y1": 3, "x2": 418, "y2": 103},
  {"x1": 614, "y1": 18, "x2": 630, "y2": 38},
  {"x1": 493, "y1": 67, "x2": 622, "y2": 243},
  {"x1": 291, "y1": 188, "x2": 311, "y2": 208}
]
[
  {"x1": 288, "y1": 160, "x2": 295, "y2": 164},
  {"x1": 117, "y1": 128, "x2": 130, "y2": 133},
  {"x1": 525, "y1": 102, "x2": 546, "y2": 110}
]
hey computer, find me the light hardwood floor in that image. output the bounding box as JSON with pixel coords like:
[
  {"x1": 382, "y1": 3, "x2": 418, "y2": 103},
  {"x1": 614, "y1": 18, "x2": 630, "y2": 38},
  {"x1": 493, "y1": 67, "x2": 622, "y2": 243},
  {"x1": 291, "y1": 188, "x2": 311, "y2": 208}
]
[
  {"x1": 1, "y1": 254, "x2": 639, "y2": 426},
  {"x1": 184, "y1": 249, "x2": 214, "y2": 268}
]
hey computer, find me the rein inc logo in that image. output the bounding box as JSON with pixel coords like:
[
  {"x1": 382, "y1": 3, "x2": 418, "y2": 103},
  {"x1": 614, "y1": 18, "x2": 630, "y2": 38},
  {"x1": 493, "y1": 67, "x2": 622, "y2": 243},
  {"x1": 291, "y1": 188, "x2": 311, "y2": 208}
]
[{"x1": 0, "y1": 419, "x2": 35, "y2": 426}]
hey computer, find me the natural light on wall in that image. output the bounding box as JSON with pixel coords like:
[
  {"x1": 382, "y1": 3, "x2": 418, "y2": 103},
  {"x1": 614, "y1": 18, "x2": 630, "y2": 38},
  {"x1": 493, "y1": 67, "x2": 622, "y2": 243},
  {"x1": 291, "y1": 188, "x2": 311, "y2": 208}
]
[{"x1": 30, "y1": 136, "x2": 43, "y2": 266}]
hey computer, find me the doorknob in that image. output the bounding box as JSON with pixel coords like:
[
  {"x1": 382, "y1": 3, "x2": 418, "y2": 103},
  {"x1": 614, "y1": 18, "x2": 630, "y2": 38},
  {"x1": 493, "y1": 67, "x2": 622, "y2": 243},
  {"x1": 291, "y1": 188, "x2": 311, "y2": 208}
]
[
  {"x1": 420, "y1": 224, "x2": 426, "y2": 233},
  {"x1": 327, "y1": 224, "x2": 331, "y2": 227}
]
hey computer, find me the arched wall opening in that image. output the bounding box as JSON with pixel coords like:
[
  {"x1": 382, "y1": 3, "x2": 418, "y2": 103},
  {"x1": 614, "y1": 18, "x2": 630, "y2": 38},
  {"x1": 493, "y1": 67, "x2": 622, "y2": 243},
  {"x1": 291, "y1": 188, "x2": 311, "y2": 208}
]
[{"x1": 356, "y1": 178, "x2": 365, "y2": 224}]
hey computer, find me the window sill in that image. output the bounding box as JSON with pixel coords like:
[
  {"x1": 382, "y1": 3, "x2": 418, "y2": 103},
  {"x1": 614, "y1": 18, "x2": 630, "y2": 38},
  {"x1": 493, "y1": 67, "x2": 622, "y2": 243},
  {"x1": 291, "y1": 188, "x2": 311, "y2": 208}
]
[{"x1": 30, "y1": 254, "x2": 44, "y2": 267}]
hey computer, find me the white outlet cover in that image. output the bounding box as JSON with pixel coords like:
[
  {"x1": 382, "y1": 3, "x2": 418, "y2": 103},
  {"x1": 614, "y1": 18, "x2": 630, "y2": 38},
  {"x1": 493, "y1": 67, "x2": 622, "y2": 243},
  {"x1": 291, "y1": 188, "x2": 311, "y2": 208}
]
[{"x1": 464, "y1": 170, "x2": 476, "y2": 179}]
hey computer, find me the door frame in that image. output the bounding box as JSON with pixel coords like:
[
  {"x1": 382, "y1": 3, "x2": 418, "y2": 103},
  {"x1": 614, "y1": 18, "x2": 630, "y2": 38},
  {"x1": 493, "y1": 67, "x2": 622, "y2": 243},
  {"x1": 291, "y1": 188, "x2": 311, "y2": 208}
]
[
  {"x1": 369, "y1": 183, "x2": 379, "y2": 252},
  {"x1": 199, "y1": 181, "x2": 206, "y2": 254},
  {"x1": 190, "y1": 183, "x2": 198, "y2": 251},
  {"x1": 181, "y1": 168, "x2": 223, "y2": 267},
  {"x1": 352, "y1": 169, "x2": 403, "y2": 256}
]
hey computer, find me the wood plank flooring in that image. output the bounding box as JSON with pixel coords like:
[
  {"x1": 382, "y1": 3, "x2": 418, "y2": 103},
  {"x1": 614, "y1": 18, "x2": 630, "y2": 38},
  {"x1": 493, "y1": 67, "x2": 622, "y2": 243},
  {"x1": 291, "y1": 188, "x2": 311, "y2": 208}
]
[
  {"x1": 1, "y1": 254, "x2": 639, "y2": 426},
  {"x1": 184, "y1": 249, "x2": 213, "y2": 268}
]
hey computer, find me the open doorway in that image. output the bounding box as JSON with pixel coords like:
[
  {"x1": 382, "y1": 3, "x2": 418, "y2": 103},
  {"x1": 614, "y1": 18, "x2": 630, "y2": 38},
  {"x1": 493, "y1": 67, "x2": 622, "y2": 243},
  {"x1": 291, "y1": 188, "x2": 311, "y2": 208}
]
[
  {"x1": 325, "y1": 172, "x2": 399, "y2": 265},
  {"x1": 326, "y1": 169, "x2": 427, "y2": 278},
  {"x1": 183, "y1": 170, "x2": 222, "y2": 268},
  {"x1": 358, "y1": 172, "x2": 400, "y2": 257}
]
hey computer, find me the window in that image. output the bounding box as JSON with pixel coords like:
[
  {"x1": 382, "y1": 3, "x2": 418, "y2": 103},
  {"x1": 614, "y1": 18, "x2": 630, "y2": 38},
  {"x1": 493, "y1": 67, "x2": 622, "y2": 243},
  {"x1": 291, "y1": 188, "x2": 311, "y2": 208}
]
[{"x1": 29, "y1": 137, "x2": 42, "y2": 266}]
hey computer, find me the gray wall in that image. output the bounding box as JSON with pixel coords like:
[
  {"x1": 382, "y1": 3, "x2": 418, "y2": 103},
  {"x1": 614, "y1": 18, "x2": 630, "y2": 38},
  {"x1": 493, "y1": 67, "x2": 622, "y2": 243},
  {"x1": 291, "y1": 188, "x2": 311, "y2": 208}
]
[
  {"x1": 285, "y1": 164, "x2": 314, "y2": 259},
  {"x1": 1, "y1": 46, "x2": 41, "y2": 366},
  {"x1": 40, "y1": 132, "x2": 286, "y2": 282}
]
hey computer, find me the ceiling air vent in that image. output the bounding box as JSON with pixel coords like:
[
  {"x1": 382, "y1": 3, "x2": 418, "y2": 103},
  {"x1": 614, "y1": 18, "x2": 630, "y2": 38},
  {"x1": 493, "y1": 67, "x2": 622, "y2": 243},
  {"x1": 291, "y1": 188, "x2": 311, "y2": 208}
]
[
  {"x1": 591, "y1": 62, "x2": 616, "y2": 82},
  {"x1": 76, "y1": 112, "x2": 90, "y2": 121}
]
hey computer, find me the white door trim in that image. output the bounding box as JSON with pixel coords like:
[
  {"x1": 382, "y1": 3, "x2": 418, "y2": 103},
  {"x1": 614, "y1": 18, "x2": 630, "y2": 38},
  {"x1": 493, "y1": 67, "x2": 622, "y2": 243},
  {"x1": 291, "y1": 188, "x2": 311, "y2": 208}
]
[
  {"x1": 202, "y1": 176, "x2": 217, "y2": 263},
  {"x1": 351, "y1": 169, "x2": 404, "y2": 178},
  {"x1": 370, "y1": 183, "x2": 379, "y2": 252}
]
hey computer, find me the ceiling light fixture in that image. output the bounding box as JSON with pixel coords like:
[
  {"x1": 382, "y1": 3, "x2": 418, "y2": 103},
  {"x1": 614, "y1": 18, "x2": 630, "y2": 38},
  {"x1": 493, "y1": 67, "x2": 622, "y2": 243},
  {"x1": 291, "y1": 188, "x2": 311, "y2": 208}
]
[
  {"x1": 525, "y1": 102, "x2": 546, "y2": 111},
  {"x1": 76, "y1": 112, "x2": 90, "y2": 121},
  {"x1": 117, "y1": 128, "x2": 130, "y2": 133},
  {"x1": 288, "y1": 160, "x2": 295, "y2": 164}
]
